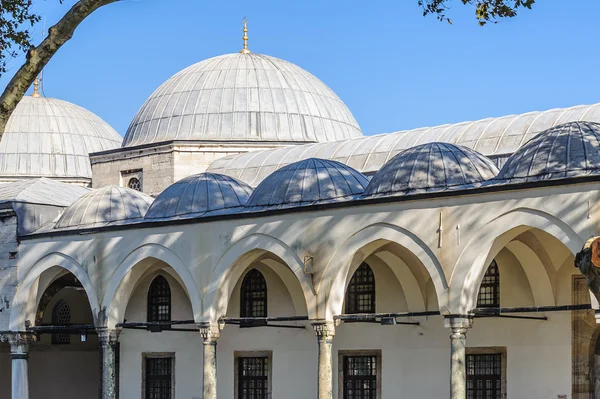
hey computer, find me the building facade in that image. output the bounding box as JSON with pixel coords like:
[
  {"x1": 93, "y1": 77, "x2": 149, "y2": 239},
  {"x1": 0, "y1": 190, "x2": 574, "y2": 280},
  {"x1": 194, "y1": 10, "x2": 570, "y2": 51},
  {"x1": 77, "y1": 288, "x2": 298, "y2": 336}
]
[{"x1": 2, "y1": 26, "x2": 600, "y2": 399}]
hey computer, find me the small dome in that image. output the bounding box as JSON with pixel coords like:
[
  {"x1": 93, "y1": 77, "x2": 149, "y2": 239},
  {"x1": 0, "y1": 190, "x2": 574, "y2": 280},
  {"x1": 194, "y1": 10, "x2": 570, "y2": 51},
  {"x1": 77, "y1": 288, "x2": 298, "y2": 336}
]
[
  {"x1": 123, "y1": 53, "x2": 362, "y2": 147},
  {"x1": 495, "y1": 121, "x2": 600, "y2": 183},
  {"x1": 1, "y1": 96, "x2": 122, "y2": 181},
  {"x1": 145, "y1": 173, "x2": 253, "y2": 220},
  {"x1": 246, "y1": 158, "x2": 369, "y2": 209},
  {"x1": 364, "y1": 142, "x2": 499, "y2": 197},
  {"x1": 55, "y1": 186, "x2": 153, "y2": 229}
]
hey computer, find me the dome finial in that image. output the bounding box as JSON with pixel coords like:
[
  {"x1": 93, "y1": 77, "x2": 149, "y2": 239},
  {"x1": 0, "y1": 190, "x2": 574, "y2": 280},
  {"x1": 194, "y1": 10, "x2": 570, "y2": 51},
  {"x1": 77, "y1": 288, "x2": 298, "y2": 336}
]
[
  {"x1": 240, "y1": 17, "x2": 251, "y2": 54},
  {"x1": 31, "y1": 76, "x2": 41, "y2": 98}
]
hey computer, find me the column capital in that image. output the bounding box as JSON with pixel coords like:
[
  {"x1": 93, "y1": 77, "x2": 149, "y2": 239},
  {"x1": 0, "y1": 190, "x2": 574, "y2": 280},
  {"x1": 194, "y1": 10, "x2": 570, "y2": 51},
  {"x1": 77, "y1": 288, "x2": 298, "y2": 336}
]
[
  {"x1": 1, "y1": 332, "x2": 36, "y2": 347},
  {"x1": 198, "y1": 323, "x2": 220, "y2": 343},
  {"x1": 312, "y1": 321, "x2": 336, "y2": 341},
  {"x1": 444, "y1": 316, "x2": 472, "y2": 331},
  {"x1": 97, "y1": 328, "x2": 120, "y2": 347}
]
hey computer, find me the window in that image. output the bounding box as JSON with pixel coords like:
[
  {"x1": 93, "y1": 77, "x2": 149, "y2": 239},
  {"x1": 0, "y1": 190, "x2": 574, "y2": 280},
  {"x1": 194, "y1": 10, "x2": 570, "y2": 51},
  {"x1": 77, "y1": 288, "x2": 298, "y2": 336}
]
[
  {"x1": 345, "y1": 262, "x2": 376, "y2": 314},
  {"x1": 240, "y1": 269, "x2": 267, "y2": 318},
  {"x1": 128, "y1": 177, "x2": 141, "y2": 191},
  {"x1": 466, "y1": 350, "x2": 506, "y2": 399},
  {"x1": 148, "y1": 275, "x2": 171, "y2": 323},
  {"x1": 143, "y1": 354, "x2": 174, "y2": 399},
  {"x1": 235, "y1": 352, "x2": 272, "y2": 399},
  {"x1": 52, "y1": 299, "x2": 71, "y2": 344},
  {"x1": 477, "y1": 260, "x2": 500, "y2": 308},
  {"x1": 339, "y1": 351, "x2": 381, "y2": 399}
]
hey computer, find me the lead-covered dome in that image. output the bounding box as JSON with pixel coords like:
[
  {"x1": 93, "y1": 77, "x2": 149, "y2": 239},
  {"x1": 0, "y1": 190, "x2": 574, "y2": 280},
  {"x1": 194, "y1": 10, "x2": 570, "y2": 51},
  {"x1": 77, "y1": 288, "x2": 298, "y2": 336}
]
[
  {"x1": 1, "y1": 96, "x2": 122, "y2": 181},
  {"x1": 145, "y1": 173, "x2": 253, "y2": 220},
  {"x1": 246, "y1": 158, "x2": 369, "y2": 209},
  {"x1": 55, "y1": 186, "x2": 153, "y2": 230},
  {"x1": 495, "y1": 121, "x2": 600, "y2": 183},
  {"x1": 122, "y1": 53, "x2": 362, "y2": 147},
  {"x1": 364, "y1": 142, "x2": 499, "y2": 197}
]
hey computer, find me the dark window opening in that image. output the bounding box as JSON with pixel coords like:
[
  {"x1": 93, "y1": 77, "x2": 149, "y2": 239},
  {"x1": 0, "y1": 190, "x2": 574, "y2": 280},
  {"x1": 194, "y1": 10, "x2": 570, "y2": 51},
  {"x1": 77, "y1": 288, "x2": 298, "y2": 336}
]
[
  {"x1": 345, "y1": 262, "x2": 376, "y2": 314},
  {"x1": 240, "y1": 269, "x2": 267, "y2": 325},
  {"x1": 145, "y1": 357, "x2": 172, "y2": 399},
  {"x1": 466, "y1": 353, "x2": 502, "y2": 399},
  {"x1": 477, "y1": 260, "x2": 500, "y2": 308},
  {"x1": 148, "y1": 275, "x2": 171, "y2": 325},
  {"x1": 128, "y1": 177, "x2": 141, "y2": 191},
  {"x1": 51, "y1": 299, "x2": 71, "y2": 344},
  {"x1": 342, "y1": 355, "x2": 378, "y2": 399},
  {"x1": 237, "y1": 357, "x2": 269, "y2": 399}
]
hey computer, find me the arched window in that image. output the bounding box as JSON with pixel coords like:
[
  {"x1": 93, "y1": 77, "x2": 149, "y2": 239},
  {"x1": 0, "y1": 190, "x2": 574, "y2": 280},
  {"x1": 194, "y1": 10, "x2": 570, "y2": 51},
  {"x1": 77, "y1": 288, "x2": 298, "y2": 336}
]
[
  {"x1": 147, "y1": 275, "x2": 171, "y2": 323},
  {"x1": 345, "y1": 262, "x2": 376, "y2": 314},
  {"x1": 128, "y1": 177, "x2": 141, "y2": 191},
  {"x1": 52, "y1": 300, "x2": 71, "y2": 344},
  {"x1": 240, "y1": 269, "x2": 267, "y2": 318},
  {"x1": 477, "y1": 260, "x2": 500, "y2": 308}
]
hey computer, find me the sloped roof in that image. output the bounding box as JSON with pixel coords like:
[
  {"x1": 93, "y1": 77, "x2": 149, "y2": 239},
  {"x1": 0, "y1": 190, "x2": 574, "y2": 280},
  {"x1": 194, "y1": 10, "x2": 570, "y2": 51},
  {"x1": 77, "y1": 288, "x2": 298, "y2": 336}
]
[
  {"x1": 0, "y1": 178, "x2": 89, "y2": 206},
  {"x1": 208, "y1": 103, "x2": 600, "y2": 186}
]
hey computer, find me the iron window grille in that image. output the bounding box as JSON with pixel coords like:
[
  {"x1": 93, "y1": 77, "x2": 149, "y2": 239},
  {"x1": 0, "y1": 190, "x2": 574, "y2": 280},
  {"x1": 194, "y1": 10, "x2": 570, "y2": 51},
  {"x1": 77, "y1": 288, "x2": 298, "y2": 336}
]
[
  {"x1": 477, "y1": 260, "x2": 500, "y2": 308},
  {"x1": 128, "y1": 177, "x2": 142, "y2": 191},
  {"x1": 342, "y1": 355, "x2": 378, "y2": 399},
  {"x1": 345, "y1": 262, "x2": 376, "y2": 314},
  {"x1": 466, "y1": 353, "x2": 502, "y2": 399},
  {"x1": 51, "y1": 299, "x2": 71, "y2": 344},
  {"x1": 240, "y1": 269, "x2": 267, "y2": 326},
  {"x1": 144, "y1": 356, "x2": 173, "y2": 399},
  {"x1": 237, "y1": 357, "x2": 269, "y2": 399},
  {"x1": 148, "y1": 275, "x2": 171, "y2": 325}
]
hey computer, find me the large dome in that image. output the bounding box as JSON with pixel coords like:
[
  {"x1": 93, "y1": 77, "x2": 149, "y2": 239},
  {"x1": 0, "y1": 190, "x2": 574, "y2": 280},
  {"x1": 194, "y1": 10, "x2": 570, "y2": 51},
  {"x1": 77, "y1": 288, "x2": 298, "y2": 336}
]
[
  {"x1": 0, "y1": 96, "x2": 122, "y2": 181},
  {"x1": 145, "y1": 172, "x2": 253, "y2": 220},
  {"x1": 246, "y1": 158, "x2": 369, "y2": 210},
  {"x1": 364, "y1": 143, "x2": 499, "y2": 197},
  {"x1": 55, "y1": 186, "x2": 153, "y2": 230},
  {"x1": 495, "y1": 121, "x2": 600, "y2": 183},
  {"x1": 122, "y1": 53, "x2": 362, "y2": 147}
]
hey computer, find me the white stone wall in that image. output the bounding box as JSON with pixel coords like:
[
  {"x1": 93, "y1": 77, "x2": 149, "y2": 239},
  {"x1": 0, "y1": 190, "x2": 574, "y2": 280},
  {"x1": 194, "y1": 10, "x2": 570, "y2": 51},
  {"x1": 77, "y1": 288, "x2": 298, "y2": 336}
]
[{"x1": 0, "y1": 213, "x2": 18, "y2": 330}]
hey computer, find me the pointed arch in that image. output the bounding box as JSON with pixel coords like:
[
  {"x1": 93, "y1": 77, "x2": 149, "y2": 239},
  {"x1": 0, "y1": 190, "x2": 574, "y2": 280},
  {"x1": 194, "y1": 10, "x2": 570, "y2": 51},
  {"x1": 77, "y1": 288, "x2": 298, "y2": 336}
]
[
  {"x1": 9, "y1": 252, "x2": 100, "y2": 331},
  {"x1": 449, "y1": 207, "x2": 584, "y2": 314},
  {"x1": 204, "y1": 233, "x2": 315, "y2": 323},
  {"x1": 322, "y1": 223, "x2": 447, "y2": 319},
  {"x1": 102, "y1": 243, "x2": 203, "y2": 329}
]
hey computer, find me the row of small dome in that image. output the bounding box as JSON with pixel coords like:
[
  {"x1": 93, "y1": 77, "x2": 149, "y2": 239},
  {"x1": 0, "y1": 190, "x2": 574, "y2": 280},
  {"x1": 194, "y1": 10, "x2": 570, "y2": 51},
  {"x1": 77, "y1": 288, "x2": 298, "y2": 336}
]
[{"x1": 51, "y1": 121, "x2": 600, "y2": 230}]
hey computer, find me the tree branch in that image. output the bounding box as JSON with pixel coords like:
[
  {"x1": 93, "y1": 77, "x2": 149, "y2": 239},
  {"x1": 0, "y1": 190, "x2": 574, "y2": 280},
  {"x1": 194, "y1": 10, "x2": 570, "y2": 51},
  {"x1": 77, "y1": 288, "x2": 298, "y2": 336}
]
[{"x1": 0, "y1": 0, "x2": 119, "y2": 139}]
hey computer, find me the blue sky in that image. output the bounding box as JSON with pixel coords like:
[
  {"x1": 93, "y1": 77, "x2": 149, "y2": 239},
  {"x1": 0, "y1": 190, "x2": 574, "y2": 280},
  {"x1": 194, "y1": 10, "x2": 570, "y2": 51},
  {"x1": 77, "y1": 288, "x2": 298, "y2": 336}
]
[{"x1": 2, "y1": 0, "x2": 599, "y2": 137}]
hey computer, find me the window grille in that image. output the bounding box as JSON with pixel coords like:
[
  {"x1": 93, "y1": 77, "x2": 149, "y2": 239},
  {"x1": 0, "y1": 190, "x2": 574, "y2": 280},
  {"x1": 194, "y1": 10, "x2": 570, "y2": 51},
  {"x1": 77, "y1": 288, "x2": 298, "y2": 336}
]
[
  {"x1": 237, "y1": 357, "x2": 269, "y2": 399},
  {"x1": 477, "y1": 260, "x2": 500, "y2": 308},
  {"x1": 342, "y1": 355, "x2": 378, "y2": 399},
  {"x1": 466, "y1": 353, "x2": 502, "y2": 399},
  {"x1": 52, "y1": 299, "x2": 71, "y2": 344},
  {"x1": 128, "y1": 177, "x2": 141, "y2": 191},
  {"x1": 345, "y1": 262, "x2": 376, "y2": 314},
  {"x1": 240, "y1": 269, "x2": 267, "y2": 318},
  {"x1": 145, "y1": 357, "x2": 173, "y2": 399},
  {"x1": 148, "y1": 275, "x2": 171, "y2": 323}
]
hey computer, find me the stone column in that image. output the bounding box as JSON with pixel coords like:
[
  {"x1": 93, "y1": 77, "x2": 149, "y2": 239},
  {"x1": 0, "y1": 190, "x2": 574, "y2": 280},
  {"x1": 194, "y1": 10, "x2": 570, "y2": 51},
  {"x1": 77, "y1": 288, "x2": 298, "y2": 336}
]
[
  {"x1": 312, "y1": 321, "x2": 336, "y2": 399},
  {"x1": 98, "y1": 328, "x2": 119, "y2": 399},
  {"x1": 445, "y1": 316, "x2": 472, "y2": 399},
  {"x1": 6, "y1": 333, "x2": 35, "y2": 399},
  {"x1": 199, "y1": 323, "x2": 220, "y2": 399}
]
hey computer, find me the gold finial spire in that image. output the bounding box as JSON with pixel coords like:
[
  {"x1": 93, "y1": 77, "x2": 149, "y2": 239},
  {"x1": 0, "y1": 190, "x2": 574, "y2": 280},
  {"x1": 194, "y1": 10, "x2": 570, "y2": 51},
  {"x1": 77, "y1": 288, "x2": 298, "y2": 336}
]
[
  {"x1": 240, "y1": 17, "x2": 251, "y2": 54},
  {"x1": 32, "y1": 76, "x2": 40, "y2": 98}
]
